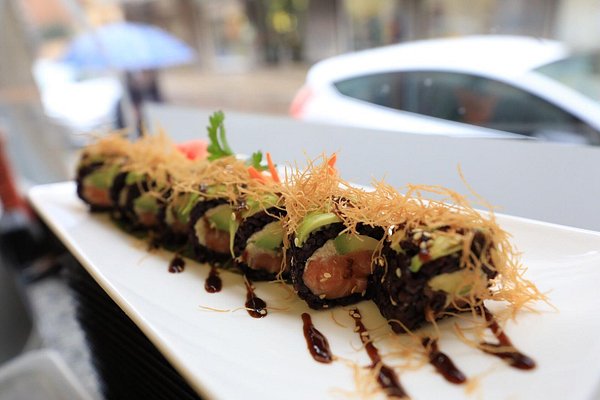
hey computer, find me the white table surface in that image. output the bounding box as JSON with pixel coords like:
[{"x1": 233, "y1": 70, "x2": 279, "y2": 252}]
[{"x1": 147, "y1": 103, "x2": 600, "y2": 232}]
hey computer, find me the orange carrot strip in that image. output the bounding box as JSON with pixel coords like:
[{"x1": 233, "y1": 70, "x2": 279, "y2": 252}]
[
  {"x1": 266, "y1": 152, "x2": 280, "y2": 183},
  {"x1": 248, "y1": 166, "x2": 267, "y2": 182},
  {"x1": 327, "y1": 153, "x2": 337, "y2": 175}
]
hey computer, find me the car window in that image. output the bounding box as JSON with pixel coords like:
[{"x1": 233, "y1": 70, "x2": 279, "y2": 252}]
[
  {"x1": 333, "y1": 72, "x2": 403, "y2": 109},
  {"x1": 334, "y1": 71, "x2": 599, "y2": 144},
  {"x1": 535, "y1": 52, "x2": 600, "y2": 103}
]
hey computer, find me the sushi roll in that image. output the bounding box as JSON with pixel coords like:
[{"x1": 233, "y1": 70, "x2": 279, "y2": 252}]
[
  {"x1": 74, "y1": 111, "x2": 543, "y2": 348},
  {"x1": 233, "y1": 193, "x2": 288, "y2": 281},
  {"x1": 188, "y1": 185, "x2": 235, "y2": 265},
  {"x1": 76, "y1": 135, "x2": 131, "y2": 211},
  {"x1": 158, "y1": 189, "x2": 202, "y2": 248},
  {"x1": 282, "y1": 154, "x2": 386, "y2": 308},
  {"x1": 289, "y1": 213, "x2": 384, "y2": 309},
  {"x1": 185, "y1": 162, "x2": 269, "y2": 267},
  {"x1": 188, "y1": 110, "x2": 285, "y2": 267},
  {"x1": 110, "y1": 171, "x2": 167, "y2": 231},
  {"x1": 372, "y1": 226, "x2": 497, "y2": 332},
  {"x1": 154, "y1": 140, "x2": 210, "y2": 247}
]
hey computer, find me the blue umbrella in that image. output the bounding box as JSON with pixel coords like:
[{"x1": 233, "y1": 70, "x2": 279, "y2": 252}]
[{"x1": 62, "y1": 21, "x2": 196, "y2": 70}]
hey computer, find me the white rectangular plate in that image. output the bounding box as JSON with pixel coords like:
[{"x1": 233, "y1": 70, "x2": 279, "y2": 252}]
[{"x1": 29, "y1": 182, "x2": 600, "y2": 400}]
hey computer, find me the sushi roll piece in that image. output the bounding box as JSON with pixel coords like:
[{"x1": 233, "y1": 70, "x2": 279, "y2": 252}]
[
  {"x1": 233, "y1": 194, "x2": 288, "y2": 281},
  {"x1": 158, "y1": 189, "x2": 202, "y2": 248},
  {"x1": 289, "y1": 209, "x2": 385, "y2": 309},
  {"x1": 155, "y1": 140, "x2": 210, "y2": 248},
  {"x1": 188, "y1": 110, "x2": 285, "y2": 267},
  {"x1": 76, "y1": 135, "x2": 131, "y2": 211},
  {"x1": 188, "y1": 187, "x2": 236, "y2": 266},
  {"x1": 110, "y1": 171, "x2": 167, "y2": 231},
  {"x1": 282, "y1": 154, "x2": 386, "y2": 308},
  {"x1": 372, "y1": 226, "x2": 497, "y2": 332}
]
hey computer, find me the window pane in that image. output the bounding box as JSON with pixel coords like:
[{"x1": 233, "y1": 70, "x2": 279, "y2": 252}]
[{"x1": 334, "y1": 73, "x2": 402, "y2": 109}]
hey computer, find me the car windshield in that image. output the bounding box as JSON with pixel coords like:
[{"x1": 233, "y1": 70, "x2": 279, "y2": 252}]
[{"x1": 535, "y1": 52, "x2": 600, "y2": 103}]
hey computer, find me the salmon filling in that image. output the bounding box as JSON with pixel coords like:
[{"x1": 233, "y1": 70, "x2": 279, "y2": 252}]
[
  {"x1": 242, "y1": 245, "x2": 284, "y2": 274},
  {"x1": 83, "y1": 185, "x2": 112, "y2": 207},
  {"x1": 137, "y1": 211, "x2": 158, "y2": 227},
  {"x1": 165, "y1": 205, "x2": 189, "y2": 233},
  {"x1": 302, "y1": 240, "x2": 374, "y2": 299},
  {"x1": 195, "y1": 218, "x2": 230, "y2": 254}
]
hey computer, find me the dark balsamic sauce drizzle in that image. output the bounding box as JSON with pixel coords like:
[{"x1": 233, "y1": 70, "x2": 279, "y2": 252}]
[
  {"x1": 168, "y1": 255, "x2": 185, "y2": 273},
  {"x1": 301, "y1": 313, "x2": 333, "y2": 363},
  {"x1": 479, "y1": 306, "x2": 535, "y2": 370},
  {"x1": 204, "y1": 266, "x2": 222, "y2": 293},
  {"x1": 244, "y1": 278, "x2": 267, "y2": 318},
  {"x1": 422, "y1": 338, "x2": 466, "y2": 384},
  {"x1": 349, "y1": 309, "x2": 408, "y2": 399}
]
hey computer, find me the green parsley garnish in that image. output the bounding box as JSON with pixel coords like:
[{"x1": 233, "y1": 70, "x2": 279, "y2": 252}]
[
  {"x1": 206, "y1": 111, "x2": 267, "y2": 171},
  {"x1": 207, "y1": 111, "x2": 234, "y2": 161},
  {"x1": 247, "y1": 151, "x2": 268, "y2": 171}
]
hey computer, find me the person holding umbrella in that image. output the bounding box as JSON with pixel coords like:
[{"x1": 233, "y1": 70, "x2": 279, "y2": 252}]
[
  {"x1": 62, "y1": 21, "x2": 196, "y2": 135},
  {"x1": 116, "y1": 69, "x2": 163, "y2": 134}
]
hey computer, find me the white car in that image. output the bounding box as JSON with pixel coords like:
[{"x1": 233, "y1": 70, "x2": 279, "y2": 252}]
[{"x1": 290, "y1": 35, "x2": 600, "y2": 145}]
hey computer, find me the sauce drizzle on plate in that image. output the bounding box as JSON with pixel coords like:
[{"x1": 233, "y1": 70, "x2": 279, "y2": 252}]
[
  {"x1": 204, "y1": 266, "x2": 222, "y2": 293},
  {"x1": 245, "y1": 279, "x2": 267, "y2": 318},
  {"x1": 168, "y1": 255, "x2": 185, "y2": 273},
  {"x1": 302, "y1": 313, "x2": 333, "y2": 363},
  {"x1": 422, "y1": 337, "x2": 466, "y2": 384},
  {"x1": 349, "y1": 308, "x2": 408, "y2": 399},
  {"x1": 479, "y1": 306, "x2": 535, "y2": 370}
]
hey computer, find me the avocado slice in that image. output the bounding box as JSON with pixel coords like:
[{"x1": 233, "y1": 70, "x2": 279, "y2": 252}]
[
  {"x1": 170, "y1": 192, "x2": 200, "y2": 224},
  {"x1": 133, "y1": 193, "x2": 159, "y2": 214},
  {"x1": 83, "y1": 164, "x2": 120, "y2": 189},
  {"x1": 333, "y1": 233, "x2": 379, "y2": 255},
  {"x1": 410, "y1": 234, "x2": 463, "y2": 272},
  {"x1": 295, "y1": 212, "x2": 342, "y2": 247},
  {"x1": 205, "y1": 204, "x2": 233, "y2": 231},
  {"x1": 204, "y1": 184, "x2": 227, "y2": 196},
  {"x1": 249, "y1": 221, "x2": 284, "y2": 251},
  {"x1": 242, "y1": 194, "x2": 280, "y2": 219},
  {"x1": 428, "y1": 269, "x2": 486, "y2": 296},
  {"x1": 125, "y1": 171, "x2": 144, "y2": 185}
]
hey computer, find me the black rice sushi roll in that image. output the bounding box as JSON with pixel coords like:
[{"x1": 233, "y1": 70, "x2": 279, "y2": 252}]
[
  {"x1": 185, "y1": 110, "x2": 259, "y2": 266},
  {"x1": 158, "y1": 190, "x2": 201, "y2": 248},
  {"x1": 372, "y1": 227, "x2": 497, "y2": 332},
  {"x1": 188, "y1": 189, "x2": 235, "y2": 266},
  {"x1": 289, "y1": 211, "x2": 384, "y2": 309},
  {"x1": 110, "y1": 171, "x2": 167, "y2": 232},
  {"x1": 280, "y1": 153, "x2": 386, "y2": 309},
  {"x1": 233, "y1": 194, "x2": 288, "y2": 281},
  {"x1": 76, "y1": 135, "x2": 131, "y2": 211}
]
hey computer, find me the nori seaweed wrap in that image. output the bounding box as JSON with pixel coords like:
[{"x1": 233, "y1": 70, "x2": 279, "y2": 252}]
[
  {"x1": 289, "y1": 218, "x2": 384, "y2": 309},
  {"x1": 372, "y1": 227, "x2": 497, "y2": 332},
  {"x1": 233, "y1": 198, "x2": 288, "y2": 281},
  {"x1": 188, "y1": 194, "x2": 234, "y2": 266},
  {"x1": 158, "y1": 190, "x2": 201, "y2": 248},
  {"x1": 75, "y1": 134, "x2": 132, "y2": 211},
  {"x1": 76, "y1": 153, "x2": 126, "y2": 211},
  {"x1": 110, "y1": 171, "x2": 167, "y2": 232}
]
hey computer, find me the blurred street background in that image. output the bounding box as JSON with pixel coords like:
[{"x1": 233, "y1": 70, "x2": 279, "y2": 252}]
[
  {"x1": 161, "y1": 63, "x2": 307, "y2": 115},
  {"x1": 1, "y1": 0, "x2": 598, "y2": 185}
]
